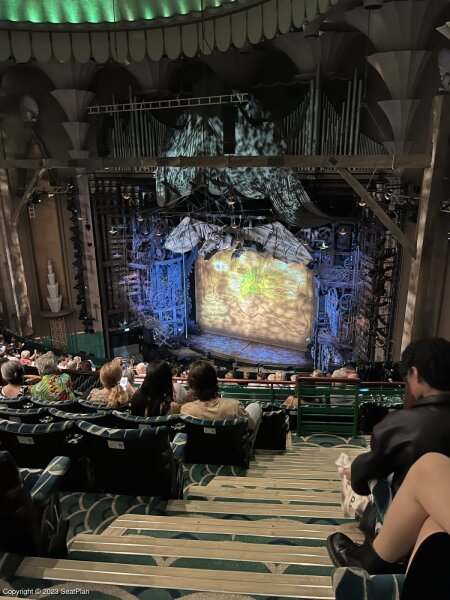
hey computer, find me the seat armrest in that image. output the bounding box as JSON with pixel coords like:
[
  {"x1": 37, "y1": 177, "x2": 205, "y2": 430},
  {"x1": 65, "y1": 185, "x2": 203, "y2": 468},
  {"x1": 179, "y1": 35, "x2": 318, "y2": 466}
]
[
  {"x1": 170, "y1": 432, "x2": 187, "y2": 461},
  {"x1": 29, "y1": 455, "x2": 71, "y2": 505},
  {"x1": 333, "y1": 567, "x2": 405, "y2": 600}
]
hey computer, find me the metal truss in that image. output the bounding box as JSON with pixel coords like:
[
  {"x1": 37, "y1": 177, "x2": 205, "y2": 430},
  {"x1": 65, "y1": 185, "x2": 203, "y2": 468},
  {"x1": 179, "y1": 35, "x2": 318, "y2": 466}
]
[{"x1": 88, "y1": 93, "x2": 249, "y2": 115}]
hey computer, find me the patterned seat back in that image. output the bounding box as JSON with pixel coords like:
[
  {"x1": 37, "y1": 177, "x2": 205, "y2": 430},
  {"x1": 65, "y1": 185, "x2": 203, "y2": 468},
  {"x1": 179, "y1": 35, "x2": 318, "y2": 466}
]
[
  {"x1": 180, "y1": 415, "x2": 251, "y2": 467},
  {"x1": 64, "y1": 369, "x2": 101, "y2": 397},
  {"x1": 48, "y1": 407, "x2": 115, "y2": 427},
  {"x1": 0, "y1": 407, "x2": 49, "y2": 424},
  {"x1": 30, "y1": 398, "x2": 82, "y2": 413},
  {"x1": 0, "y1": 419, "x2": 75, "y2": 468},
  {"x1": 112, "y1": 411, "x2": 182, "y2": 439},
  {"x1": 76, "y1": 420, "x2": 178, "y2": 497},
  {"x1": 0, "y1": 396, "x2": 29, "y2": 409}
]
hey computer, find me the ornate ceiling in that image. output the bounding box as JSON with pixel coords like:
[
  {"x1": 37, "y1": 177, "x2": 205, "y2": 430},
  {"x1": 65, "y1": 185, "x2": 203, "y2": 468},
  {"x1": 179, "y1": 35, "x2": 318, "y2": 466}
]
[{"x1": 0, "y1": 0, "x2": 339, "y2": 61}]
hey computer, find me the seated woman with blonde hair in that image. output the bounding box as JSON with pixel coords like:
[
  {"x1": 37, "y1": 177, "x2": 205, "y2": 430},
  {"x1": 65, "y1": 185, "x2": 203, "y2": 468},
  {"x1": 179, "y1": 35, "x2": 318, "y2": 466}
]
[{"x1": 87, "y1": 362, "x2": 134, "y2": 409}]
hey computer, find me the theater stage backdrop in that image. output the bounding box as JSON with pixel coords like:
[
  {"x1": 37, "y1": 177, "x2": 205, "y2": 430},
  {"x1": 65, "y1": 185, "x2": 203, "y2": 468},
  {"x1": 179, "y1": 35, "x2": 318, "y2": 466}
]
[{"x1": 195, "y1": 250, "x2": 315, "y2": 350}]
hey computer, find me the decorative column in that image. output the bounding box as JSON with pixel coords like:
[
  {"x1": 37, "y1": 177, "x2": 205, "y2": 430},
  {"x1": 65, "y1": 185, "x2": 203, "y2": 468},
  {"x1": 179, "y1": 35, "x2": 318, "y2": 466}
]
[
  {"x1": 345, "y1": 0, "x2": 446, "y2": 153},
  {"x1": 37, "y1": 62, "x2": 102, "y2": 331}
]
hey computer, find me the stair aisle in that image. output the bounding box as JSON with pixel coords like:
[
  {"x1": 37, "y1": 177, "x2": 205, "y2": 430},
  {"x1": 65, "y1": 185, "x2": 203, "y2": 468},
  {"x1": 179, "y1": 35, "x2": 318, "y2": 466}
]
[{"x1": 14, "y1": 442, "x2": 367, "y2": 599}]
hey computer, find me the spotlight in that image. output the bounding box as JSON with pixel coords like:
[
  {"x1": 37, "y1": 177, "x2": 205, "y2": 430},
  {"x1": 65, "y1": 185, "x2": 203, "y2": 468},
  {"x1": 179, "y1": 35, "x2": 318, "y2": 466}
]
[
  {"x1": 31, "y1": 193, "x2": 41, "y2": 205},
  {"x1": 227, "y1": 198, "x2": 236, "y2": 206},
  {"x1": 137, "y1": 214, "x2": 144, "y2": 222},
  {"x1": 123, "y1": 192, "x2": 131, "y2": 200},
  {"x1": 358, "y1": 199, "x2": 367, "y2": 207},
  {"x1": 47, "y1": 192, "x2": 55, "y2": 198},
  {"x1": 109, "y1": 227, "x2": 117, "y2": 235},
  {"x1": 77, "y1": 216, "x2": 83, "y2": 221},
  {"x1": 156, "y1": 230, "x2": 162, "y2": 236},
  {"x1": 320, "y1": 241, "x2": 329, "y2": 250},
  {"x1": 338, "y1": 227, "x2": 348, "y2": 236}
]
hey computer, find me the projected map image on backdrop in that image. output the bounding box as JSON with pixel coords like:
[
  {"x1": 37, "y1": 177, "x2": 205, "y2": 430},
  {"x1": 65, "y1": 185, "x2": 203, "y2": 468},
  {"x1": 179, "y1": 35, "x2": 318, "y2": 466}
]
[{"x1": 196, "y1": 250, "x2": 315, "y2": 350}]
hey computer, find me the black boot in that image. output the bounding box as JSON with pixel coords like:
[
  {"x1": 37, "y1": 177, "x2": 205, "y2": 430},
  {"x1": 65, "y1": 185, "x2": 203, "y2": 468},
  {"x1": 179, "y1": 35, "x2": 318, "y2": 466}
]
[{"x1": 326, "y1": 533, "x2": 406, "y2": 574}]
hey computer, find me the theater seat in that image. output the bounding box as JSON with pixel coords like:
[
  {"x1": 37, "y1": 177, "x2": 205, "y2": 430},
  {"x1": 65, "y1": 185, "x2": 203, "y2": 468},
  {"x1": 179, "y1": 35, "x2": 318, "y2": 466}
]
[
  {"x1": 0, "y1": 451, "x2": 70, "y2": 557},
  {"x1": 48, "y1": 407, "x2": 116, "y2": 427},
  {"x1": 253, "y1": 405, "x2": 289, "y2": 451},
  {"x1": 0, "y1": 419, "x2": 75, "y2": 468},
  {"x1": 112, "y1": 411, "x2": 183, "y2": 438},
  {"x1": 0, "y1": 397, "x2": 30, "y2": 409},
  {"x1": 76, "y1": 421, "x2": 186, "y2": 498},
  {"x1": 64, "y1": 369, "x2": 101, "y2": 397},
  {"x1": 333, "y1": 567, "x2": 405, "y2": 600},
  {"x1": 30, "y1": 398, "x2": 82, "y2": 413},
  {"x1": 0, "y1": 406, "x2": 50, "y2": 424},
  {"x1": 180, "y1": 415, "x2": 251, "y2": 468}
]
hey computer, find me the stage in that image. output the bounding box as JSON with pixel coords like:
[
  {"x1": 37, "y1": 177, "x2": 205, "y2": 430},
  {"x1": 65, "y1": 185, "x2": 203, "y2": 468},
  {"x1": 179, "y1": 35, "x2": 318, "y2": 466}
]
[{"x1": 181, "y1": 332, "x2": 313, "y2": 369}]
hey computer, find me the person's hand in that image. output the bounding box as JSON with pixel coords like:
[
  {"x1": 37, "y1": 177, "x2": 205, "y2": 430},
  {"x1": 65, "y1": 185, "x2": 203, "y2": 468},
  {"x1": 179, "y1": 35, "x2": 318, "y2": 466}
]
[
  {"x1": 170, "y1": 401, "x2": 181, "y2": 414},
  {"x1": 24, "y1": 375, "x2": 41, "y2": 383},
  {"x1": 343, "y1": 467, "x2": 351, "y2": 482}
]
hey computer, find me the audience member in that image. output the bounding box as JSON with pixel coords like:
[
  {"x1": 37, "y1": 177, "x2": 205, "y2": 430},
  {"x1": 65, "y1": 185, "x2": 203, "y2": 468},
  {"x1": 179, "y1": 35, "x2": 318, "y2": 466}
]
[
  {"x1": 0, "y1": 361, "x2": 28, "y2": 398},
  {"x1": 181, "y1": 361, "x2": 262, "y2": 437},
  {"x1": 330, "y1": 366, "x2": 358, "y2": 404},
  {"x1": 30, "y1": 355, "x2": 75, "y2": 402},
  {"x1": 134, "y1": 362, "x2": 147, "y2": 385},
  {"x1": 345, "y1": 337, "x2": 450, "y2": 497},
  {"x1": 19, "y1": 350, "x2": 32, "y2": 365},
  {"x1": 66, "y1": 360, "x2": 78, "y2": 370},
  {"x1": 87, "y1": 362, "x2": 133, "y2": 409},
  {"x1": 79, "y1": 359, "x2": 94, "y2": 372},
  {"x1": 327, "y1": 452, "x2": 450, "y2": 600},
  {"x1": 248, "y1": 372, "x2": 267, "y2": 388},
  {"x1": 123, "y1": 368, "x2": 135, "y2": 386},
  {"x1": 311, "y1": 369, "x2": 325, "y2": 378},
  {"x1": 131, "y1": 361, "x2": 180, "y2": 417}
]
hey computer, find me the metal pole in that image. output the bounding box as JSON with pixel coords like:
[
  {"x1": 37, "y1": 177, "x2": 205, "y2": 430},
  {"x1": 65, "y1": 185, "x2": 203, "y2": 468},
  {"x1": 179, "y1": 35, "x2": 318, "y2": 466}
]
[{"x1": 182, "y1": 252, "x2": 188, "y2": 339}]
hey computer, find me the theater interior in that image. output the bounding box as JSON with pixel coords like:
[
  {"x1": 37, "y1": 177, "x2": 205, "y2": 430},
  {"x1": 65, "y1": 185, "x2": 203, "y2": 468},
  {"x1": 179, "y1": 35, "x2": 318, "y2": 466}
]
[{"x1": 0, "y1": 0, "x2": 449, "y2": 598}]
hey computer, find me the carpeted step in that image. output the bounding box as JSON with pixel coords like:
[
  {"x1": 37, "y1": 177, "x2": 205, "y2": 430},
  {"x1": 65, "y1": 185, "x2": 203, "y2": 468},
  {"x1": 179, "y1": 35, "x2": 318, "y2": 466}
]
[
  {"x1": 166, "y1": 499, "x2": 349, "y2": 520},
  {"x1": 107, "y1": 514, "x2": 364, "y2": 543},
  {"x1": 17, "y1": 557, "x2": 334, "y2": 598},
  {"x1": 68, "y1": 533, "x2": 334, "y2": 575},
  {"x1": 187, "y1": 485, "x2": 341, "y2": 505},
  {"x1": 210, "y1": 476, "x2": 341, "y2": 491},
  {"x1": 246, "y1": 469, "x2": 341, "y2": 480}
]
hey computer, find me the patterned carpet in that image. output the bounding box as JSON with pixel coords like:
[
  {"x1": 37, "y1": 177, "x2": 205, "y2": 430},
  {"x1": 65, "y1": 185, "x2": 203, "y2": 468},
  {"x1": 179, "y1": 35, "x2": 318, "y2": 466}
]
[{"x1": 0, "y1": 434, "x2": 368, "y2": 599}]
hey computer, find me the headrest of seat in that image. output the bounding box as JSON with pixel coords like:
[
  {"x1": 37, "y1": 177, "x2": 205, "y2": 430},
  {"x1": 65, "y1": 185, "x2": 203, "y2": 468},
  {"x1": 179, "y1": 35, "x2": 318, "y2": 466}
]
[
  {"x1": 76, "y1": 419, "x2": 168, "y2": 439},
  {"x1": 48, "y1": 408, "x2": 109, "y2": 420},
  {"x1": 112, "y1": 411, "x2": 178, "y2": 424},
  {"x1": 0, "y1": 407, "x2": 47, "y2": 415},
  {"x1": 180, "y1": 415, "x2": 248, "y2": 427},
  {"x1": 0, "y1": 418, "x2": 74, "y2": 433}
]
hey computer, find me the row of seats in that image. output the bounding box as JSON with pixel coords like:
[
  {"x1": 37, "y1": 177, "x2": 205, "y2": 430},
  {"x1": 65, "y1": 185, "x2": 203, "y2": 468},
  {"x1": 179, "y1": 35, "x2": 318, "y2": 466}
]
[{"x1": 0, "y1": 401, "x2": 289, "y2": 495}]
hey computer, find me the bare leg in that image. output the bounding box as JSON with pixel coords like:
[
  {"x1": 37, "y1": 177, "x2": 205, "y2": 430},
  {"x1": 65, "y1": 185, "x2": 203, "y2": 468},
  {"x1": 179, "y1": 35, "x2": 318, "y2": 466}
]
[
  {"x1": 373, "y1": 453, "x2": 450, "y2": 563},
  {"x1": 407, "y1": 516, "x2": 445, "y2": 569}
]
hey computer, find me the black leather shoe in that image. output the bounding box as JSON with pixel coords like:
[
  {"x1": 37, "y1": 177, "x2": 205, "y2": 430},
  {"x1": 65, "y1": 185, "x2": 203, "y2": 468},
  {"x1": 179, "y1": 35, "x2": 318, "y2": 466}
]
[{"x1": 326, "y1": 532, "x2": 406, "y2": 574}]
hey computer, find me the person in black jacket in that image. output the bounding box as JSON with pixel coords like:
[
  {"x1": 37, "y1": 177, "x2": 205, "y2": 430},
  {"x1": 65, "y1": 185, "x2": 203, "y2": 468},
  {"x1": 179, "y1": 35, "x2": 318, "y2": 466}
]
[
  {"x1": 347, "y1": 337, "x2": 450, "y2": 496},
  {"x1": 328, "y1": 337, "x2": 450, "y2": 569}
]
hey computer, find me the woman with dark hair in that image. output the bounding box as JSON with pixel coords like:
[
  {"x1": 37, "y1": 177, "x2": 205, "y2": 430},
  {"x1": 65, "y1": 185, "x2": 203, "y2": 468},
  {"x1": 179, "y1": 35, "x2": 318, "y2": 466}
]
[
  {"x1": 131, "y1": 361, "x2": 181, "y2": 417},
  {"x1": 0, "y1": 360, "x2": 28, "y2": 398},
  {"x1": 181, "y1": 360, "x2": 262, "y2": 433}
]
